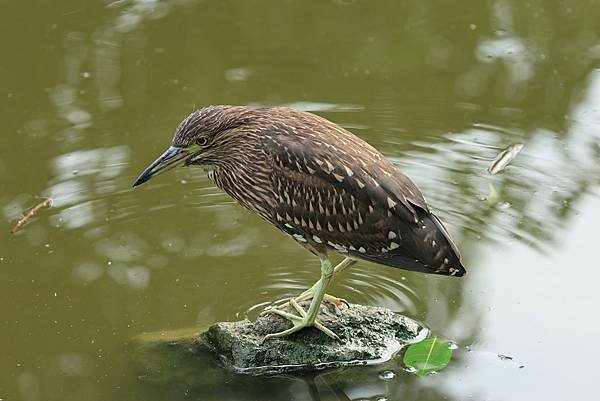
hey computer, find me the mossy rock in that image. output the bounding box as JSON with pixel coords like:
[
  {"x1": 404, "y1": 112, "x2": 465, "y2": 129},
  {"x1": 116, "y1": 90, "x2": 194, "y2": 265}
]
[{"x1": 131, "y1": 302, "x2": 422, "y2": 377}]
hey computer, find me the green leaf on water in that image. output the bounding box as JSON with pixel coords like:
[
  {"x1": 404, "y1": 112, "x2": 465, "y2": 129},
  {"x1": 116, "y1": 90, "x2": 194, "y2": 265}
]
[{"x1": 403, "y1": 336, "x2": 453, "y2": 377}]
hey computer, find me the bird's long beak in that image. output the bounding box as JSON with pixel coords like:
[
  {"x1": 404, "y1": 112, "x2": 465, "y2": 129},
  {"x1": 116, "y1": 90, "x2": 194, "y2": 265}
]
[{"x1": 132, "y1": 145, "x2": 200, "y2": 187}]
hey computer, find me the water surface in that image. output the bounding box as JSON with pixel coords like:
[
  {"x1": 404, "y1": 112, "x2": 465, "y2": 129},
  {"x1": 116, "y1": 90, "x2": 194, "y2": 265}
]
[{"x1": 1, "y1": 1, "x2": 599, "y2": 400}]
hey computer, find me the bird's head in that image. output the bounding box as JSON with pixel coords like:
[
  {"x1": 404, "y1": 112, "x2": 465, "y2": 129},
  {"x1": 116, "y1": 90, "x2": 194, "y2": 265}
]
[{"x1": 132, "y1": 105, "x2": 252, "y2": 187}]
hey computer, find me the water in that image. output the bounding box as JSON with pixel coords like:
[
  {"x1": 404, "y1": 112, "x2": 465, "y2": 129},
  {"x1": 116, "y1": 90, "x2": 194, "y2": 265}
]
[{"x1": 1, "y1": 1, "x2": 599, "y2": 400}]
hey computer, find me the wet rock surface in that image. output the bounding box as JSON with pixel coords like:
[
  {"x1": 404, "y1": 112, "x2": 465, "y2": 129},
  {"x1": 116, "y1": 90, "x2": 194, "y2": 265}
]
[
  {"x1": 131, "y1": 302, "x2": 423, "y2": 376},
  {"x1": 204, "y1": 302, "x2": 422, "y2": 374}
]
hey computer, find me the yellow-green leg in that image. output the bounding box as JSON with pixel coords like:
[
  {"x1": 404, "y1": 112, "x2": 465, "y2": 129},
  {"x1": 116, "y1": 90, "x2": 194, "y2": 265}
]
[
  {"x1": 294, "y1": 257, "x2": 356, "y2": 303},
  {"x1": 264, "y1": 257, "x2": 337, "y2": 340},
  {"x1": 262, "y1": 257, "x2": 357, "y2": 315}
]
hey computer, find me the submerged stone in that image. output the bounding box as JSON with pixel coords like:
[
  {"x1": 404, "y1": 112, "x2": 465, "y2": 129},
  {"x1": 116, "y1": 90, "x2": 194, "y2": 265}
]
[{"x1": 131, "y1": 302, "x2": 423, "y2": 376}]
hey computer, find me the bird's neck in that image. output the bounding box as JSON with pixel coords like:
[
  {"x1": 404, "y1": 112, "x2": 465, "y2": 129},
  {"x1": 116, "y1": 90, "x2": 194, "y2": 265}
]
[{"x1": 207, "y1": 160, "x2": 275, "y2": 220}]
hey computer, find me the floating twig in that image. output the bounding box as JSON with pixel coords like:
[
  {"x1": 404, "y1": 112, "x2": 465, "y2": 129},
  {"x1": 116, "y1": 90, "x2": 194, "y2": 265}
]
[
  {"x1": 488, "y1": 143, "x2": 524, "y2": 175},
  {"x1": 10, "y1": 197, "x2": 53, "y2": 234}
]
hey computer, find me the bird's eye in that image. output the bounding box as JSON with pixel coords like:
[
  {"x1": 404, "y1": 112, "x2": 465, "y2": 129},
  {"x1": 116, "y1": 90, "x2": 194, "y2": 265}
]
[{"x1": 196, "y1": 137, "x2": 208, "y2": 146}]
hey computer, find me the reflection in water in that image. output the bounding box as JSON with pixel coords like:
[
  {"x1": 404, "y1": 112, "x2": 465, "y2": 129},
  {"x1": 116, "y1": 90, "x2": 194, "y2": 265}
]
[
  {"x1": 475, "y1": 36, "x2": 533, "y2": 84},
  {"x1": 133, "y1": 347, "x2": 484, "y2": 401},
  {"x1": 395, "y1": 110, "x2": 600, "y2": 255},
  {"x1": 251, "y1": 101, "x2": 364, "y2": 113},
  {"x1": 49, "y1": 146, "x2": 129, "y2": 228}
]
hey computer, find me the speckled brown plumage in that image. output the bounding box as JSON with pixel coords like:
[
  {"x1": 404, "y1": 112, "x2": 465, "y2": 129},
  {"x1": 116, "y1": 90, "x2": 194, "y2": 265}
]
[{"x1": 171, "y1": 105, "x2": 465, "y2": 277}]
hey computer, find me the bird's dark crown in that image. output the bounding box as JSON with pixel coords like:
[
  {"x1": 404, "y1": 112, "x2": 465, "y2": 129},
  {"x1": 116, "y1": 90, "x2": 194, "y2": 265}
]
[{"x1": 172, "y1": 105, "x2": 253, "y2": 147}]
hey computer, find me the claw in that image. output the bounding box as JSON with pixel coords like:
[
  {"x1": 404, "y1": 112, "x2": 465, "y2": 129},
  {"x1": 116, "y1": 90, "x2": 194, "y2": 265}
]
[
  {"x1": 322, "y1": 294, "x2": 349, "y2": 308},
  {"x1": 261, "y1": 292, "x2": 347, "y2": 316},
  {"x1": 289, "y1": 299, "x2": 340, "y2": 340},
  {"x1": 263, "y1": 316, "x2": 339, "y2": 341},
  {"x1": 262, "y1": 300, "x2": 340, "y2": 341}
]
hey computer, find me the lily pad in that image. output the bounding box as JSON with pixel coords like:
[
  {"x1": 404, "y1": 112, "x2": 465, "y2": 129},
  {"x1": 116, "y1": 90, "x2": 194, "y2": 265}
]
[{"x1": 403, "y1": 336, "x2": 453, "y2": 376}]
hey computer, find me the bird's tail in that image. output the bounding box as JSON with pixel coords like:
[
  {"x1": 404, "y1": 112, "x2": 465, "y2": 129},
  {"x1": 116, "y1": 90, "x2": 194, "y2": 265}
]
[{"x1": 418, "y1": 212, "x2": 466, "y2": 276}]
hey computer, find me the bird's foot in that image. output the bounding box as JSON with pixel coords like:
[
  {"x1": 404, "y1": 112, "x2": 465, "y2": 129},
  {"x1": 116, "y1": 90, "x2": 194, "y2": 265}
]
[
  {"x1": 262, "y1": 299, "x2": 340, "y2": 341},
  {"x1": 261, "y1": 290, "x2": 348, "y2": 316}
]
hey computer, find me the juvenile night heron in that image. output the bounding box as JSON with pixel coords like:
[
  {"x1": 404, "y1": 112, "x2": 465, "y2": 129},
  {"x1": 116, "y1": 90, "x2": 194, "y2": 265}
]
[{"x1": 133, "y1": 105, "x2": 466, "y2": 340}]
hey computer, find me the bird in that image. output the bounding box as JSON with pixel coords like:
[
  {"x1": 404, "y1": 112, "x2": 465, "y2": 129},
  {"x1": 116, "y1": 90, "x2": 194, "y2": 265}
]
[{"x1": 133, "y1": 105, "x2": 466, "y2": 340}]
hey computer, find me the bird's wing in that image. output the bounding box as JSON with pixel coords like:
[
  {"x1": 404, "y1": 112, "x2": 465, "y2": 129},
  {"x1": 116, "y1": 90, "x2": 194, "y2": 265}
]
[
  {"x1": 264, "y1": 117, "x2": 430, "y2": 220},
  {"x1": 262, "y1": 123, "x2": 464, "y2": 276}
]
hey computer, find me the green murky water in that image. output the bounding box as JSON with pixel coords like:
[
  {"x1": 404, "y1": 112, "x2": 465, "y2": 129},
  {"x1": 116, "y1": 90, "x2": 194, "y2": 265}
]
[{"x1": 1, "y1": 1, "x2": 600, "y2": 400}]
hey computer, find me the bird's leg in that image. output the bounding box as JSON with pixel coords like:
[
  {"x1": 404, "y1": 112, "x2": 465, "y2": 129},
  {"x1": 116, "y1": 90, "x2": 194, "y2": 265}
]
[
  {"x1": 293, "y1": 257, "x2": 357, "y2": 305},
  {"x1": 264, "y1": 258, "x2": 338, "y2": 340},
  {"x1": 261, "y1": 257, "x2": 356, "y2": 315}
]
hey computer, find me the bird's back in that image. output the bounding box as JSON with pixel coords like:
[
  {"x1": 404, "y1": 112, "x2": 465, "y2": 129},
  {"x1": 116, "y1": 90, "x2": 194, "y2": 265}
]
[{"x1": 240, "y1": 107, "x2": 466, "y2": 277}]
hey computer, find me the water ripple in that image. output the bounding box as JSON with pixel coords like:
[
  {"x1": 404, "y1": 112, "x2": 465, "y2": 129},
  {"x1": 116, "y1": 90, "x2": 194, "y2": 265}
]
[{"x1": 243, "y1": 263, "x2": 423, "y2": 319}]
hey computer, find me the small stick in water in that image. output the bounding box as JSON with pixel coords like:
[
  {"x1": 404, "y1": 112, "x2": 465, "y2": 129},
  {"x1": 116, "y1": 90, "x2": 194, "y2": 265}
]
[
  {"x1": 488, "y1": 143, "x2": 524, "y2": 175},
  {"x1": 10, "y1": 197, "x2": 53, "y2": 234}
]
